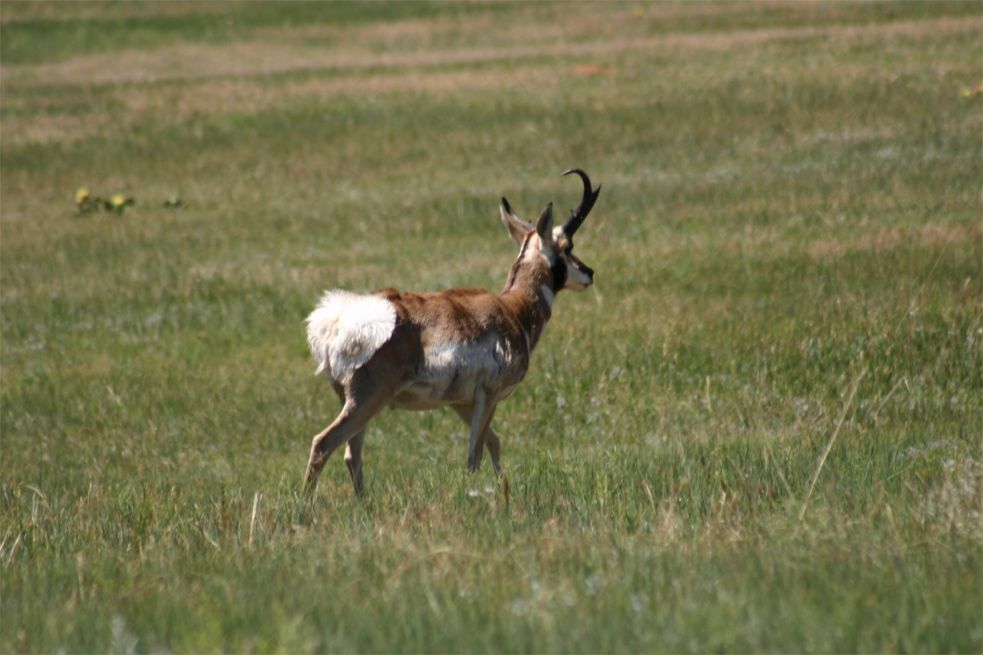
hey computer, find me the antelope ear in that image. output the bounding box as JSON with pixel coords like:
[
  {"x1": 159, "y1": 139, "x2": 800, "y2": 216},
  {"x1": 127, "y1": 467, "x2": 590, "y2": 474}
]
[
  {"x1": 500, "y1": 197, "x2": 531, "y2": 247},
  {"x1": 535, "y1": 203, "x2": 555, "y2": 257}
]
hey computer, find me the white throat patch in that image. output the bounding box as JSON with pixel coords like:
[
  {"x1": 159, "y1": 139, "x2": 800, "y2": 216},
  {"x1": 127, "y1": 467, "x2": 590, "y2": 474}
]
[{"x1": 540, "y1": 284, "x2": 555, "y2": 308}]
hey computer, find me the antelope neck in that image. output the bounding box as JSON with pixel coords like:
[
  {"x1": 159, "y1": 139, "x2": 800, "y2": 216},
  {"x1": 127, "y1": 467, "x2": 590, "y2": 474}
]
[{"x1": 501, "y1": 267, "x2": 554, "y2": 354}]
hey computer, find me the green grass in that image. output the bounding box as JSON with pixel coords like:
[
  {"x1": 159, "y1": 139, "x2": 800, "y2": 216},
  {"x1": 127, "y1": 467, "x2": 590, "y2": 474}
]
[
  {"x1": 2, "y1": 2, "x2": 981, "y2": 652},
  {"x1": 0, "y1": 1, "x2": 498, "y2": 65}
]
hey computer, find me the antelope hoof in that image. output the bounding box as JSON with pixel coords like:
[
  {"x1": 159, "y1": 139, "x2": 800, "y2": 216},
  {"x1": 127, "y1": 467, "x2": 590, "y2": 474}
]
[{"x1": 303, "y1": 464, "x2": 322, "y2": 494}]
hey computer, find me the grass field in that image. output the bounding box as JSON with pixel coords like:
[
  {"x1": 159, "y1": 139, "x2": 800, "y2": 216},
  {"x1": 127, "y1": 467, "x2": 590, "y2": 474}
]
[{"x1": 2, "y1": 1, "x2": 981, "y2": 652}]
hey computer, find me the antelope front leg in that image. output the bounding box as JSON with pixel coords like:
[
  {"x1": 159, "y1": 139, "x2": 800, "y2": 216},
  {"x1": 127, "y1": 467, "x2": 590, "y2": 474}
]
[
  {"x1": 484, "y1": 428, "x2": 503, "y2": 476},
  {"x1": 456, "y1": 393, "x2": 497, "y2": 473},
  {"x1": 453, "y1": 403, "x2": 508, "y2": 508},
  {"x1": 453, "y1": 405, "x2": 504, "y2": 476}
]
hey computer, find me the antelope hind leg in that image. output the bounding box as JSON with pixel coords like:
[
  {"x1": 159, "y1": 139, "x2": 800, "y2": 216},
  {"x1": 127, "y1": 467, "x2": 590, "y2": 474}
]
[
  {"x1": 344, "y1": 430, "x2": 365, "y2": 496},
  {"x1": 304, "y1": 398, "x2": 383, "y2": 494}
]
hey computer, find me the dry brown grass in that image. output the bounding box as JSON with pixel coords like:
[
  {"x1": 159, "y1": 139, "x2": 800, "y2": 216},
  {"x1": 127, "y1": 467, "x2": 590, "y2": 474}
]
[
  {"x1": 0, "y1": 0, "x2": 226, "y2": 23},
  {"x1": 4, "y1": 13, "x2": 974, "y2": 147},
  {"x1": 6, "y1": 14, "x2": 972, "y2": 88}
]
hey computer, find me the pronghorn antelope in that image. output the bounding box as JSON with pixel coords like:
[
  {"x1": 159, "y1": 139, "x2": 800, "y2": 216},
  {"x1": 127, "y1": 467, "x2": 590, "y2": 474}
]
[{"x1": 303, "y1": 169, "x2": 601, "y2": 495}]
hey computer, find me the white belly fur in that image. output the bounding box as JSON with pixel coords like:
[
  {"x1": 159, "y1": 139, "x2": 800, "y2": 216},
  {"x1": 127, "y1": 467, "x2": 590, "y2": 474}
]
[
  {"x1": 391, "y1": 336, "x2": 514, "y2": 409},
  {"x1": 306, "y1": 290, "x2": 397, "y2": 382}
]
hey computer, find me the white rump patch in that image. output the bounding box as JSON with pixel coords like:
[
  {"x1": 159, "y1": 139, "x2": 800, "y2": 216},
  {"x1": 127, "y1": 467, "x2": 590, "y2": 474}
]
[{"x1": 305, "y1": 290, "x2": 396, "y2": 382}]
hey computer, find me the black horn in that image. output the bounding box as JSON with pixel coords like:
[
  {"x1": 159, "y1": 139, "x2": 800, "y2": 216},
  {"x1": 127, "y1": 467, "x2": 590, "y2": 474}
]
[{"x1": 561, "y1": 168, "x2": 601, "y2": 236}]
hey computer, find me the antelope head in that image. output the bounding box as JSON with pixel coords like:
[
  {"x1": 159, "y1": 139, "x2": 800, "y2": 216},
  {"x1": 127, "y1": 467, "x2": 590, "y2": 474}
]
[{"x1": 499, "y1": 168, "x2": 600, "y2": 295}]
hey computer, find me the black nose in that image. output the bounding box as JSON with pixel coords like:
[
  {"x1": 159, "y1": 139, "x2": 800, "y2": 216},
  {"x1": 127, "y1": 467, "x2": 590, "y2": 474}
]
[{"x1": 583, "y1": 264, "x2": 594, "y2": 280}]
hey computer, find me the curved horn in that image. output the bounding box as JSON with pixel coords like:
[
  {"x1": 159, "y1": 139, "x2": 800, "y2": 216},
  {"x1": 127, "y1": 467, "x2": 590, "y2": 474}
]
[{"x1": 561, "y1": 168, "x2": 601, "y2": 236}]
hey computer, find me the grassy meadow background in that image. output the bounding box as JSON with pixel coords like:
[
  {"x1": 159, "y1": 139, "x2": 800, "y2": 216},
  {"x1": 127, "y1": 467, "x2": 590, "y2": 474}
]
[{"x1": 2, "y1": 1, "x2": 981, "y2": 651}]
